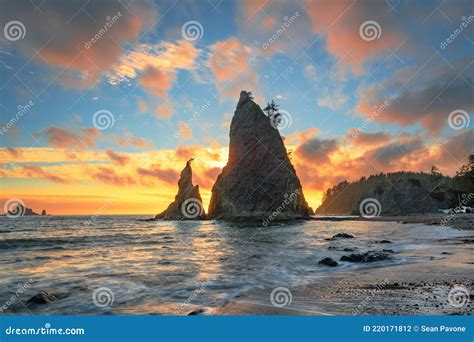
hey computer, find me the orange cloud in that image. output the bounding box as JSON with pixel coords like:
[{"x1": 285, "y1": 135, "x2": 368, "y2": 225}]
[
  {"x1": 306, "y1": 0, "x2": 404, "y2": 74},
  {"x1": 140, "y1": 67, "x2": 176, "y2": 99},
  {"x1": 113, "y1": 132, "x2": 154, "y2": 148},
  {"x1": 21, "y1": 164, "x2": 69, "y2": 184},
  {"x1": 105, "y1": 149, "x2": 130, "y2": 166},
  {"x1": 108, "y1": 40, "x2": 200, "y2": 84},
  {"x1": 92, "y1": 167, "x2": 135, "y2": 186},
  {"x1": 4, "y1": 1, "x2": 158, "y2": 88},
  {"x1": 137, "y1": 165, "x2": 179, "y2": 184},
  {"x1": 178, "y1": 121, "x2": 192, "y2": 139},
  {"x1": 41, "y1": 126, "x2": 100, "y2": 149},
  {"x1": 155, "y1": 102, "x2": 173, "y2": 118},
  {"x1": 209, "y1": 38, "x2": 262, "y2": 102},
  {"x1": 344, "y1": 129, "x2": 392, "y2": 147}
]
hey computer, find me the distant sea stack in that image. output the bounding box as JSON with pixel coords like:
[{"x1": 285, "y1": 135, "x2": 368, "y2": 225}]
[
  {"x1": 3, "y1": 204, "x2": 46, "y2": 216},
  {"x1": 208, "y1": 91, "x2": 312, "y2": 221},
  {"x1": 155, "y1": 159, "x2": 205, "y2": 220}
]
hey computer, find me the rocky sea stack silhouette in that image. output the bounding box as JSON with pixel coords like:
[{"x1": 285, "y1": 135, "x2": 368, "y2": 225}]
[
  {"x1": 155, "y1": 159, "x2": 205, "y2": 220},
  {"x1": 208, "y1": 91, "x2": 312, "y2": 221}
]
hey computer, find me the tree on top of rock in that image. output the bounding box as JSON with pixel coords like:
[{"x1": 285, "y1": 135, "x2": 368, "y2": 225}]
[{"x1": 263, "y1": 100, "x2": 282, "y2": 127}]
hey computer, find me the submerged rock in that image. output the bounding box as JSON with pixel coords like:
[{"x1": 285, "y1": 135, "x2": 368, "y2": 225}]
[
  {"x1": 326, "y1": 233, "x2": 354, "y2": 240},
  {"x1": 319, "y1": 257, "x2": 338, "y2": 267},
  {"x1": 208, "y1": 91, "x2": 312, "y2": 221},
  {"x1": 340, "y1": 251, "x2": 391, "y2": 263},
  {"x1": 26, "y1": 291, "x2": 57, "y2": 305},
  {"x1": 155, "y1": 159, "x2": 205, "y2": 220}
]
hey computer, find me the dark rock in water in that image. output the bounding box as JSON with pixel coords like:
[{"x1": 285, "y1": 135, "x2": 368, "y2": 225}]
[
  {"x1": 376, "y1": 240, "x2": 392, "y2": 244},
  {"x1": 41, "y1": 209, "x2": 47, "y2": 216},
  {"x1": 343, "y1": 247, "x2": 356, "y2": 252},
  {"x1": 327, "y1": 233, "x2": 354, "y2": 240},
  {"x1": 187, "y1": 308, "x2": 206, "y2": 315},
  {"x1": 340, "y1": 251, "x2": 391, "y2": 263},
  {"x1": 155, "y1": 159, "x2": 205, "y2": 220},
  {"x1": 319, "y1": 257, "x2": 338, "y2": 267},
  {"x1": 26, "y1": 291, "x2": 57, "y2": 305},
  {"x1": 208, "y1": 91, "x2": 312, "y2": 221}
]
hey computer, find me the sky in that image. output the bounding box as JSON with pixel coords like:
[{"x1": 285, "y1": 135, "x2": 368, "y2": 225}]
[{"x1": 0, "y1": 0, "x2": 472, "y2": 215}]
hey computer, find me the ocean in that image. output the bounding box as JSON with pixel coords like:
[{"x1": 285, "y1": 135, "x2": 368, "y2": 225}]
[{"x1": 0, "y1": 216, "x2": 471, "y2": 315}]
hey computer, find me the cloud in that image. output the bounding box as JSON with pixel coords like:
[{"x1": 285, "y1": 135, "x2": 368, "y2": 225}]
[
  {"x1": 155, "y1": 102, "x2": 173, "y2": 118},
  {"x1": 41, "y1": 126, "x2": 100, "y2": 149},
  {"x1": 2, "y1": 0, "x2": 158, "y2": 88},
  {"x1": 357, "y1": 59, "x2": 474, "y2": 135},
  {"x1": 140, "y1": 66, "x2": 176, "y2": 99},
  {"x1": 209, "y1": 38, "x2": 262, "y2": 102},
  {"x1": 6, "y1": 147, "x2": 22, "y2": 158},
  {"x1": 105, "y1": 149, "x2": 130, "y2": 166},
  {"x1": 21, "y1": 164, "x2": 69, "y2": 184},
  {"x1": 344, "y1": 129, "x2": 392, "y2": 147},
  {"x1": 361, "y1": 137, "x2": 425, "y2": 167},
  {"x1": 113, "y1": 132, "x2": 153, "y2": 148},
  {"x1": 137, "y1": 165, "x2": 179, "y2": 184},
  {"x1": 107, "y1": 40, "x2": 200, "y2": 85},
  {"x1": 178, "y1": 121, "x2": 192, "y2": 139},
  {"x1": 92, "y1": 167, "x2": 135, "y2": 186},
  {"x1": 306, "y1": 0, "x2": 405, "y2": 74},
  {"x1": 295, "y1": 137, "x2": 339, "y2": 164}
]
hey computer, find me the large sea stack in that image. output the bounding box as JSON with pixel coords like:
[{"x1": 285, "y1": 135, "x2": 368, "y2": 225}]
[
  {"x1": 208, "y1": 91, "x2": 312, "y2": 221},
  {"x1": 155, "y1": 159, "x2": 205, "y2": 220}
]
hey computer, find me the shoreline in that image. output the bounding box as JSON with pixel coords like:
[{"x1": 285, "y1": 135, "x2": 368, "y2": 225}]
[
  {"x1": 309, "y1": 213, "x2": 473, "y2": 230},
  {"x1": 213, "y1": 232, "x2": 474, "y2": 316}
]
